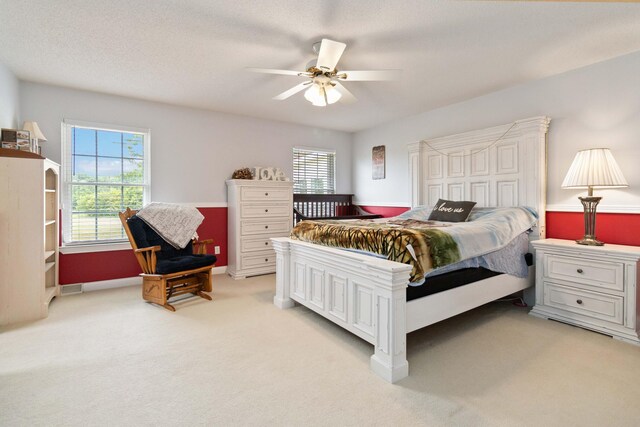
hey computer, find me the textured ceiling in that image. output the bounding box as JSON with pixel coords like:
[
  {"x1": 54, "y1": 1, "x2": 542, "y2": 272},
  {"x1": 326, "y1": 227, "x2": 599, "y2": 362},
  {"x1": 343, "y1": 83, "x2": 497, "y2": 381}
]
[{"x1": 1, "y1": 0, "x2": 640, "y2": 132}]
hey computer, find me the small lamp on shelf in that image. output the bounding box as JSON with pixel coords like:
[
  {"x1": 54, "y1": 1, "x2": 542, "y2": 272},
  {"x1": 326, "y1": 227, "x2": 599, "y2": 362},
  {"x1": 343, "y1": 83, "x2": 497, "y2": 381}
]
[
  {"x1": 561, "y1": 148, "x2": 628, "y2": 246},
  {"x1": 22, "y1": 121, "x2": 47, "y2": 154}
]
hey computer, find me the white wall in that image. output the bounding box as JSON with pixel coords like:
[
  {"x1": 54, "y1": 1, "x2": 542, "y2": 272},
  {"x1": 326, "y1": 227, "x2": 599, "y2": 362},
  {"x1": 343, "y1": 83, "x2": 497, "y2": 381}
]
[
  {"x1": 353, "y1": 51, "x2": 640, "y2": 212},
  {"x1": 20, "y1": 82, "x2": 352, "y2": 203},
  {"x1": 0, "y1": 62, "x2": 20, "y2": 129}
]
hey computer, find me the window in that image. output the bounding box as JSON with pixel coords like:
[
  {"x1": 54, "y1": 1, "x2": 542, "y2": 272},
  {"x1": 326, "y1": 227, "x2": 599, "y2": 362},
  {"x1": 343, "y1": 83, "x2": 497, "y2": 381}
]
[
  {"x1": 293, "y1": 147, "x2": 336, "y2": 194},
  {"x1": 62, "y1": 120, "x2": 150, "y2": 245}
]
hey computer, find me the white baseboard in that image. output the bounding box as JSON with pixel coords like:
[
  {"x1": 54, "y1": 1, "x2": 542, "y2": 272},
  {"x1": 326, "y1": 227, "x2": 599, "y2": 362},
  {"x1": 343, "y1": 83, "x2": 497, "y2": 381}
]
[
  {"x1": 212, "y1": 266, "x2": 227, "y2": 275},
  {"x1": 63, "y1": 265, "x2": 228, "y2": 293}
]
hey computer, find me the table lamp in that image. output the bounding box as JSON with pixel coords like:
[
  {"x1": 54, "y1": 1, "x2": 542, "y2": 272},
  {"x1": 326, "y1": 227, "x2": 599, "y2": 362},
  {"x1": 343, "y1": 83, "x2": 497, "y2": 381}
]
[
  {"x1": 22, "y1": 121, "x2": 47, "y2": 154},
  {"x1": 561, "y1": 148, "x2": 628, "y2": 246}
]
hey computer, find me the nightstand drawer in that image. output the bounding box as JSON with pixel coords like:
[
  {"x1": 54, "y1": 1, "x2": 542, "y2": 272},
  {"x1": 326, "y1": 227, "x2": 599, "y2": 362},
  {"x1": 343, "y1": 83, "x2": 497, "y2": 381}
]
[
  {"x1": 544, "y1": 282, "x2": 624, "y2": 325},
  {"x1": 544, "y1": 254, "x2": 624, "y2": 292},
  {"x1": 241, "y1": 204, "x2": 290, "y2": 218}
]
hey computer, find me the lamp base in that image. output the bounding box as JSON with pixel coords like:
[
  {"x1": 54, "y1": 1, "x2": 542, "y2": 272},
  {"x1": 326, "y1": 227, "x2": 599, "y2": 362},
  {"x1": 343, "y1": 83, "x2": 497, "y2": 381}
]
[
  {"x1": 576, "y1": 237, "x2": 604, "y2": 246},
  {"x1": 578, "y1": 196, "x2": 604, "y2": 246}
]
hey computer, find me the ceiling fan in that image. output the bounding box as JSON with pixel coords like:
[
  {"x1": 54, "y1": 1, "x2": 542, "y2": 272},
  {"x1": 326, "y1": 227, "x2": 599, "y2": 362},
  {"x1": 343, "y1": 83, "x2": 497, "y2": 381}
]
[{"x1": 247, "y1": 39, "x2": 401, "y2": 107}]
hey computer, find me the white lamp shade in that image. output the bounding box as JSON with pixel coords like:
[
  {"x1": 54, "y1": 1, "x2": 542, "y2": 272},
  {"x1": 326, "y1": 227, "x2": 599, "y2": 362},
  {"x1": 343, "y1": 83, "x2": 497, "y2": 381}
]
[
  {"x1": 22, "y1": 121, "x2": 47, "y2": 141},
  {"x1": 561, "y1": 148, "x2": 628, "y2": 189},
  {"x1": 304, "y1": 84, "x2": 342, "y2": 106}
]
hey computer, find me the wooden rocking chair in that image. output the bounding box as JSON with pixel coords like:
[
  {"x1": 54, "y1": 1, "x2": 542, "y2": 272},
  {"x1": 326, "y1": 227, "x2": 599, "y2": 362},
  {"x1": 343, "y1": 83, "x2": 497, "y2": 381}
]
[{"x1": 119, "y1": 207, "x2": 217, "y2": 311}]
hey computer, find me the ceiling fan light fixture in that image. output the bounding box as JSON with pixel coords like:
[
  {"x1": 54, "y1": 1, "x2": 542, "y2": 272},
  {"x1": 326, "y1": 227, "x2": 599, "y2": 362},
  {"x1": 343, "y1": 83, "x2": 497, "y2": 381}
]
[{"x1": 304, "y1": 83, "x2": 341, "y2": 107}]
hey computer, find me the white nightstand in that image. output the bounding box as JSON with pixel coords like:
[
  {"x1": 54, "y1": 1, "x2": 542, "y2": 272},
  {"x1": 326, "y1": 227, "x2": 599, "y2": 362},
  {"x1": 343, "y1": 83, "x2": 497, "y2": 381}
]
[{"x1": 530, "y1": 238, "x2": 640, "y2": 345}]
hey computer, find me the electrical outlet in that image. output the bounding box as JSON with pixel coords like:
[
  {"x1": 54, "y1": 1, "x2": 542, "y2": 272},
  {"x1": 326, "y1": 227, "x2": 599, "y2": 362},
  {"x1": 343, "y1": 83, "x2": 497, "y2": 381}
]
[{"x1": 214, "y1": 246, "x2": 221, "y2": 255}]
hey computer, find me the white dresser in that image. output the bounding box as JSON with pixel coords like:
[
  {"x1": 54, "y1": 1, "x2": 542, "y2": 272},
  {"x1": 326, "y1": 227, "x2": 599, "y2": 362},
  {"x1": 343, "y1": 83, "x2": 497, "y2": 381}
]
[
  {"x1": 530, "y1": 238, "x2": 640, "y2": 344},
  {"x1": 226, "y1": 179, "x2": 293, "y2": 279}
]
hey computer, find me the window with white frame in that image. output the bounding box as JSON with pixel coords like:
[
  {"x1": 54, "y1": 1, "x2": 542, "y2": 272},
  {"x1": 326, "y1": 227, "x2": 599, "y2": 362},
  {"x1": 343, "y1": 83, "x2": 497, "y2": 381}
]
[
  {"x1": 293, "y1": 147, "x2": 336, "y2": 194},
  {"x1": 62, "y1": 120, "x2": 150, "y2": 245}
]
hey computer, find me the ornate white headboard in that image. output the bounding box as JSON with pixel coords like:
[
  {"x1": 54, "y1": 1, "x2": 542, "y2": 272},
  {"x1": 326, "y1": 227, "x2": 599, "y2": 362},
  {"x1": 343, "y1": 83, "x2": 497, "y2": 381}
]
[{"x1": 408, "y1": 116, "x2": 550, "y2": 238}]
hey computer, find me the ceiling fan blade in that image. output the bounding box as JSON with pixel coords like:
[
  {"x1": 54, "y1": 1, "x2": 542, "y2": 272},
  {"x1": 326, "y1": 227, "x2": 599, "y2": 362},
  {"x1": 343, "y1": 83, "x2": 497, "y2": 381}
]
[
  {"x1": 337, "y1": 70, "x2": 401, "y2": 81},
  {"x1": 246, "y1": 67, "x2": 306, "y2": 76},
  {"x1": 273, "y1": 82, "x2": 311, "y2": 100},
  {"x1": 333, "y1": 82, "x2": 357, "y2": 104},
  {"x1": 316, "y1": 39, "x2": 346, "y2": 72}
]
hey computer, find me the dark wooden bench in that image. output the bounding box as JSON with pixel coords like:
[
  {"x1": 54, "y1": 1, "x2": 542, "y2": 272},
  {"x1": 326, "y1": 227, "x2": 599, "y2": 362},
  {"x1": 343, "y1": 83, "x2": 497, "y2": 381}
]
[{"x1": 293, "y1": 194, "x2": 382, "y2": 225}]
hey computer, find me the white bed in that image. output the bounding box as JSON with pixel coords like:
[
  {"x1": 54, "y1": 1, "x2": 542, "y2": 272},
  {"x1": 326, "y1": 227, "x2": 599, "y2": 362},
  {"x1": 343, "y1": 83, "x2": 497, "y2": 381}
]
[{"x1": 272, "y1": 116, "x2": 550, "y2": 383}]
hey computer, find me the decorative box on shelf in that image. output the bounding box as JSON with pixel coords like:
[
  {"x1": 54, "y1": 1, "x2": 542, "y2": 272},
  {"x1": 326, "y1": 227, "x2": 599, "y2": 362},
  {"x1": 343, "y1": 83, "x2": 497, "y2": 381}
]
[{"x1": 530, "y1": 238, "x2": 640, "y2": 345}]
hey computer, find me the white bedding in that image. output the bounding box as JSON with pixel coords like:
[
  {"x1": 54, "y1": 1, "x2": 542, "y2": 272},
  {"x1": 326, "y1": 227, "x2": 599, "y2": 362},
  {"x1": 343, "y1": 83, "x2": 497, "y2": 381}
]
[{"x1": 344, "y1": 206, "x2": 537, "y2": 285}]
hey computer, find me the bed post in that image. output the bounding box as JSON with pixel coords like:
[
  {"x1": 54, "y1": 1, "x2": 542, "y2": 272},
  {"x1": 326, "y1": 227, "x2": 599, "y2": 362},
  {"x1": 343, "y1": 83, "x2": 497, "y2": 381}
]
[
  {"x1": 369, "y1": 263, "x2": 411, "y2": 383},
  {"x1": 272, "y1": 238, "x2": 295, "y2": 309}
]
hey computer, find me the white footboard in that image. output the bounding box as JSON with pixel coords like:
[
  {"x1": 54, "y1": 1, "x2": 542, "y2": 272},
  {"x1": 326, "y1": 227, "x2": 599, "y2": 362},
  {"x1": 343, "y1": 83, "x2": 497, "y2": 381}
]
[{"x1": 272, "y1": 237, "x2": 412, "y2": 383}]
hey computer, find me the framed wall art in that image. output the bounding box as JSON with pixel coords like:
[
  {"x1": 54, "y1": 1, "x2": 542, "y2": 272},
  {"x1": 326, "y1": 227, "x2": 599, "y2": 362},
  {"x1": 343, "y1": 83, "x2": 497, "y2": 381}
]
[{"x1": 372, "y1": 145, "x2": 385, "y2": 180}]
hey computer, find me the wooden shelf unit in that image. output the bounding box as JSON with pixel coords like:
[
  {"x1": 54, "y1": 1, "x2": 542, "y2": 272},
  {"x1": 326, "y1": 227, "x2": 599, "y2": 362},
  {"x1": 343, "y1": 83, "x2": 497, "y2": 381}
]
[{"x1": 0, "y1": 154, "x2": 60, "y2": 326}]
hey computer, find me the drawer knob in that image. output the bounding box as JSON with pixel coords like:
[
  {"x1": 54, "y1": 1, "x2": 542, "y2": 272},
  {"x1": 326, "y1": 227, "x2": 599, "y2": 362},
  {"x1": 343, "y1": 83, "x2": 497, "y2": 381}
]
[
  {"x1": 577, "y1": 268, "x2": 584, "y2": 274},
  {"x1": 577, "y1": 299, "x2": 583, "y2": 305},
  {"x1": 265, "y1": 192, "x2": 269, "y2": 196},
  {"x1": 265, "y1": 225, "x2": 268, "y2": 229},
  {"x1": 265, "y1": 209, "x2": 268, "y2": 212},
  {"x1": 265, "y1": 258, "x2": 269, "y2": 262},
  {"x1": 265, "y1": 241, "x2": 268, "y2": 245}
]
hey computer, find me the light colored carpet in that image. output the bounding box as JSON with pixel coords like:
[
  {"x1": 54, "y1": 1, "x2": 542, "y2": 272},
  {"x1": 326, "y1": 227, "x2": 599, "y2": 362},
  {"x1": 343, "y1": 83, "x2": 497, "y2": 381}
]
[{"x1": 2, "y1": 273, "x2": 640, "y2": 426}]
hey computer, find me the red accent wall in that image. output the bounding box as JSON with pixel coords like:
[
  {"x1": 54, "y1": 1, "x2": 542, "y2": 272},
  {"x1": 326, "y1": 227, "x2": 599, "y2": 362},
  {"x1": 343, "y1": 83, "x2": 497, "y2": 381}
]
[
  {"x1": 546, "y1": 211, "x2": 640, "y2": 246},
  {"x1": 359, "y1": 205, "x2": 410, "y2": 218},
  {"x1": 60, "y1": 207, "x2": 228, "y2": 285},
  {"x1": 59, "y1": 206, "x2": 640, "y2": 284}
]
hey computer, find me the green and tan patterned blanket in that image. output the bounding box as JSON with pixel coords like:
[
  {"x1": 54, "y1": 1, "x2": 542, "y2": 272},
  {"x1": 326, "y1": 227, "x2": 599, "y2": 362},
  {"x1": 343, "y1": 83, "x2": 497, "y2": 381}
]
[
  {"x1": 290, "y1": 207, "x2": 539, "y2": 285},
  {"x1": 290, "y1": 218, "x2": 460, "y2": 283}
]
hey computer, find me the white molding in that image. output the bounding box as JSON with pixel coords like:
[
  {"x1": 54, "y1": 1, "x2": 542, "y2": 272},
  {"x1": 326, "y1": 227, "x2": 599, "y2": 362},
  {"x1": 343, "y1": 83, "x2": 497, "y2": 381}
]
[
  {"x1": 353, "y1": 201, "x2": 411, "y2": 208},
  {"x1": 155, "y1": 201, "x2": 228, "y2": 208},
  {"x1": 352, "y1": 203, "x2": 640, "y2": 215},
  {"x1": 63, "y1": 118, "x2": 150, "y2": 134},
  {"x1": 546, "y1": 204, "x2": 640, "y2": 214},
  {"x1": 293, "y1": 145, "x2": 336, "y2": 154},
  {"x1": 60, "y1": 242, "x2": 132, "y2": 254},
  {"x1": 64, "y1": 266, "x2": 227, "y2": 292},
  {"x1": 212, "y1": 266, "x2": 227, "y2": 275}
]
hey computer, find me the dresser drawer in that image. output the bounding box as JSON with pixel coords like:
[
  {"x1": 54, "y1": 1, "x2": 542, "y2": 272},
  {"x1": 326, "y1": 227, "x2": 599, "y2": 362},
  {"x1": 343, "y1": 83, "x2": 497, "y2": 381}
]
[
  {"x1": 241, "y1": 187, "x2": 290, "y2": 202},
  {"x1": 241, "y1": 203, "x2": 291, "y2": 218},
  {"x1": 242, "y1": 251, "x2": 276, "y2": 269},
  {"x1": 544, "y1": 282, "x2": 624, "y2": 325},
  {"x1": 544, "y1": 254, "x2": 624, "y2": 292},
  {"x1": 241, "y1": 234, "x2": 288, "y2": 252},
  {"x1": 241, "y1": 219, "x2": 290, "y2": 236}
]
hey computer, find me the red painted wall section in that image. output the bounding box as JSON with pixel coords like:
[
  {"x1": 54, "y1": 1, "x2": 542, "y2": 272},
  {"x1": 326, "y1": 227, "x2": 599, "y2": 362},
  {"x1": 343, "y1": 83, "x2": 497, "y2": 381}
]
[
  {"x1": 60, "y1": 207, "x2": 228, "y2": 285},
  {"x1": 546, "y1": 211, "x2": 640, "y2": 246},
  {"x1": 196, "y1": 207, "x2": 228, "y2": 266},
  {"x1": 359, "y1": 205, "x2": 410, "y2": 218}
]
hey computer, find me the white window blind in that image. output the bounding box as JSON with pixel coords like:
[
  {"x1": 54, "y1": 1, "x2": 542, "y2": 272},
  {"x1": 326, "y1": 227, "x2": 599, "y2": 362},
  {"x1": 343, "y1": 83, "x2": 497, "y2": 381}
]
[
  {"x1": 293, "y1": 147, "x2": 336, "y2": 194},
  {"x1": 62, "y1": 120, "x2": 150, "y2": 245}
]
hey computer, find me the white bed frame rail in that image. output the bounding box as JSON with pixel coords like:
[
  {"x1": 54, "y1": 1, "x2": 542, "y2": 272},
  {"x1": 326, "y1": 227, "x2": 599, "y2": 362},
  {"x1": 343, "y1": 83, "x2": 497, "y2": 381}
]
[{"x1": 274, "y1": 116, "x2": 550, "y2": 383}]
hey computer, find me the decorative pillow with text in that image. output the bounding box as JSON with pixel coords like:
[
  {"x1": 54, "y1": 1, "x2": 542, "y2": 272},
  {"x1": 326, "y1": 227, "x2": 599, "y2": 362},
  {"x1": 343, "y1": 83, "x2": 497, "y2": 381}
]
[{"x1": 428, "y1": 199, "x2": 477, "y2": 222}]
